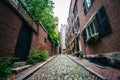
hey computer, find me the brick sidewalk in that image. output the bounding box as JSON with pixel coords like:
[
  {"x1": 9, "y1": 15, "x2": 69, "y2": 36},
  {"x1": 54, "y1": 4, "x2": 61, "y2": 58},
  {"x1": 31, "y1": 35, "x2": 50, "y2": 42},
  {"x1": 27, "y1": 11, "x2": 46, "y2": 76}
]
[{"x1": 69, "y1": 55, "x2": 120, "y2": 80}]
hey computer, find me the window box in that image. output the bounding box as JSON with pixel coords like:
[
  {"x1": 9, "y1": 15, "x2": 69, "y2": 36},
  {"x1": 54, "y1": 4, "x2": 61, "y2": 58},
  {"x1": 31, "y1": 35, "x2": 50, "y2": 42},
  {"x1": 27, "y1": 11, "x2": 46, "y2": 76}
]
[{"x1": 86, "y1": 33, "x2": 99, "y2": 45}]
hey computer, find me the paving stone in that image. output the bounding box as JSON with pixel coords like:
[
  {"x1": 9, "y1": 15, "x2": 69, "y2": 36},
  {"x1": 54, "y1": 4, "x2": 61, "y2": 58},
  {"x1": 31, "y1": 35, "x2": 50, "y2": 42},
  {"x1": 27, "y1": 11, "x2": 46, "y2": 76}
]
[{"x1": 26, "y1": 55, "x2": 104, "y2": 80}]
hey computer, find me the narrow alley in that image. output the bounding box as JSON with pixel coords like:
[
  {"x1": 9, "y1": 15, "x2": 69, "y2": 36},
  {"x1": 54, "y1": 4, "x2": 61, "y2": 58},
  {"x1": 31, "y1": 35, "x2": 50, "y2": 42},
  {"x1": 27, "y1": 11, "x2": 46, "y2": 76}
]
[
  {"x1": 26, "y1": 55, "x2": 103, "y2": 80},
  {"x1": 0, "y1": 0, "x2": 120, "y2": 80}
]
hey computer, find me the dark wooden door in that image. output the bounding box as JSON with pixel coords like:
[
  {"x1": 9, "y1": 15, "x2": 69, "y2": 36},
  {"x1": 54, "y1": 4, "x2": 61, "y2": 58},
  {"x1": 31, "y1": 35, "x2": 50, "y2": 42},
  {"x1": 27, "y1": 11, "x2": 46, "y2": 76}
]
[
  {"x1": 76, "y1": 37, "x2": 79, "y2": 52},
  {"x1": 14, "y1": 22, "x2": 32, "y2": 61}
]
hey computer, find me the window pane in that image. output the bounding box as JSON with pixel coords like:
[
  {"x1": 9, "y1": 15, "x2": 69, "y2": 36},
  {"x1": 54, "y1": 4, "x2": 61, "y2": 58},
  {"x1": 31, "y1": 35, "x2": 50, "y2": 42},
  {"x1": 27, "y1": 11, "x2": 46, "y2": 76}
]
[
  {"x1": 90, "y1": 23, "x2": 95, "y2": 34},
  {"x1": 77, "y1": 17, "x2": 80, "y2": 27},
  {"x1": 88, "y1": 26, "x2": 92, "y2": 36},
  {"x1": 82, "y1": 29, "x2": 87, "y2": 44},
  {"x1": 73, "y1": 0, "x2": 78, "y2": 18},
  {"x1": 86, "y1": 0, "x2": 91, "y2": 8},
  {"x1": 93, "y1": 19, "x2": 98, "y2": 33},
  {"x1": 83, "y1": 0, "x2": 88, "y2": 15}
]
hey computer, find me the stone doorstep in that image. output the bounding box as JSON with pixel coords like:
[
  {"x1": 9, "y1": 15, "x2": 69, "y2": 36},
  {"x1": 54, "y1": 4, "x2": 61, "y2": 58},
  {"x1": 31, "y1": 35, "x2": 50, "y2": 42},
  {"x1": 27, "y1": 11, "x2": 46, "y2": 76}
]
[
  {"x1": 12, "y1": 55, "x2": 57, "y2": 80},
  {"x1": 11, "y1": 65, "x2": 32, "y2": 74},
  {"x1": 13, "y1": 62, "x2": 27, "y2": 68}
]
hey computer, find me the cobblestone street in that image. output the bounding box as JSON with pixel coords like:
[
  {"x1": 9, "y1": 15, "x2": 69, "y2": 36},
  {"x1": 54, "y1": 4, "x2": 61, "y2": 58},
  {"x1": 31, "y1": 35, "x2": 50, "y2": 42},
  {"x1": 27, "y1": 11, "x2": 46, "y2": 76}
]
[{"x1": 26, "y1": 55, "x2": 103, "y2": 80}]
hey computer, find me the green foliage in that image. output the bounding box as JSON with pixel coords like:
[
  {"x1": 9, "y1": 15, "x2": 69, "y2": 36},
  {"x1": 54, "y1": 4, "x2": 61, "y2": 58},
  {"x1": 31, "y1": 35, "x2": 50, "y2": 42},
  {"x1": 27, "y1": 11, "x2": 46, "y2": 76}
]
[
  {"x1": 27, "y1": 48, "x2": 49, "y2": 64},
  {"x1": 71, "y1": 43, "x2": 75, "y2": 50},
  {"x1": 21, "y1": 0, "x2": 60, "y2": 47},
  {"x1": 0, "y1": 56, "x2": 14, "y2": 80},
  {"x1": 86, "y1": 33, "x2": 99, "y2": 45}
]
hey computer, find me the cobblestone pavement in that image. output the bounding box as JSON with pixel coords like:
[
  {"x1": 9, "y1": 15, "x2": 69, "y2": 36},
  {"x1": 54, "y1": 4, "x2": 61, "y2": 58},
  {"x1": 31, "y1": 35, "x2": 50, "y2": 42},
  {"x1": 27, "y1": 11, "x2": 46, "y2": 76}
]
[
  {"x1": 26, "y1": 55, "x2": 101, "y2": 80},
  {"x1": 69, "y1": 55, "x2": 120, "y2": 80}
]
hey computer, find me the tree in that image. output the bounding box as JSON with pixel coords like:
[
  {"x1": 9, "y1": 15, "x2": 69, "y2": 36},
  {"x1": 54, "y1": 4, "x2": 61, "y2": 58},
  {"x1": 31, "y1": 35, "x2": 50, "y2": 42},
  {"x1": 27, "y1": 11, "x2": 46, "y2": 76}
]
[{"x1": 21, "y1": 0, "x2": 60, "y2": 47}]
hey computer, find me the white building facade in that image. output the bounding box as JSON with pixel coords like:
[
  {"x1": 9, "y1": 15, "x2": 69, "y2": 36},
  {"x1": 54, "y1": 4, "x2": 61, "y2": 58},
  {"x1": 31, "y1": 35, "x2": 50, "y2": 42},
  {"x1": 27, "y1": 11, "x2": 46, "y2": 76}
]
[{"x1": 60, "y1": 24, "x2": 66, "y2": 54}]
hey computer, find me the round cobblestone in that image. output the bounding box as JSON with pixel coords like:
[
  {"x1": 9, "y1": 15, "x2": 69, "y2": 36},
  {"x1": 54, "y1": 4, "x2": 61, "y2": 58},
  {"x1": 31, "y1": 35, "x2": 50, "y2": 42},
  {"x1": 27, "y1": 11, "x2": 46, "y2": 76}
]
[{"x1": 27, "y1": 55, "x2": 100, "y2": 80}]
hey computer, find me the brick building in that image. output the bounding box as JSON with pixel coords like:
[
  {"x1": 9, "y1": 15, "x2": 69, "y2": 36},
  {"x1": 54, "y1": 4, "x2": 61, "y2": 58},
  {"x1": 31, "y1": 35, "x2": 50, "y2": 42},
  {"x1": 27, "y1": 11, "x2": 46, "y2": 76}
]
[
  {"x1": 60, "y1": 24, "x2": 66, "y2": 54},
  {"x1": 0, "y1": 0, "x2": 52, "y2": 61},
  {"x1": 31, "y1": 21, "x2": 52, "y2": 55},
  {"x1": 66, "y1": 0, "x2": 120, "y2": 58}
]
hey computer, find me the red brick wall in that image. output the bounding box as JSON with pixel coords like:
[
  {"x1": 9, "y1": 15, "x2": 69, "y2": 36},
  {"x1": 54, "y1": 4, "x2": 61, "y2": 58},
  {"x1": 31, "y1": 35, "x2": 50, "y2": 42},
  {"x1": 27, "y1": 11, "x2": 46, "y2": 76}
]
[
  {"x1": 0, "y1": 1, "x2": 22, "y2": 56},
  {"x1": 78, "y1": 0, "x2": 120, "y2": 55},
  {"x1": 31, "y1": 23, "x2": 52, "y2": 55},
  {"x1": 0, "y1": 1, "x2": 52, "y2": 57}
]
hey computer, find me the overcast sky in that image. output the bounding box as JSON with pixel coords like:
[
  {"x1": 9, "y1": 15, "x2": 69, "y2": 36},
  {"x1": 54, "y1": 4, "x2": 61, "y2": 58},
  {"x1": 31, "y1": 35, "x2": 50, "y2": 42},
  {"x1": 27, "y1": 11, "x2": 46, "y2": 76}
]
[{"x1": 53, "y1": 0, "x2": 71, "y2": 31}]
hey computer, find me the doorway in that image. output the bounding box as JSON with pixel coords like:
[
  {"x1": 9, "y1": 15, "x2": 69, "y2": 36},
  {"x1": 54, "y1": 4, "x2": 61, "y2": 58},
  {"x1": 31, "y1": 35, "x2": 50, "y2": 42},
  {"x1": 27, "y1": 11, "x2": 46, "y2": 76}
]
[{"x1": 14, "y1": 22, "x2": 32, "y2": 61}]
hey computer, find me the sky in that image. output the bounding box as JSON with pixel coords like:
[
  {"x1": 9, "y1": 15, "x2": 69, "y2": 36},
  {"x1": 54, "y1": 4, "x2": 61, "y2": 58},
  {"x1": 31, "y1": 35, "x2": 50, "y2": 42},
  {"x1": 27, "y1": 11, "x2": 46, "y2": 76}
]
[{"x1": 52, "y1": 0, "x2": 71, "y2": 31}]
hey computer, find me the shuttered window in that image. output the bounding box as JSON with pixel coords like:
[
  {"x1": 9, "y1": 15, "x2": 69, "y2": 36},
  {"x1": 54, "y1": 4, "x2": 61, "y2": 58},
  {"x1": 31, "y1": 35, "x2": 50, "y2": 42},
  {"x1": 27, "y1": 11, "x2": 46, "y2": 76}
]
[{"x1": 82, "y1": 6, "x2": 112, "y2": 45}]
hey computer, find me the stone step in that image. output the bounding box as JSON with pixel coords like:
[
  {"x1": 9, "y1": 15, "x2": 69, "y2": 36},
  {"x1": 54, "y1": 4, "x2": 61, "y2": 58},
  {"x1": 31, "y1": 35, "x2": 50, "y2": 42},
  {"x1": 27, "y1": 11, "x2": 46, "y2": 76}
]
[
  {"x1": 13, "y1": 62, "x2": 27, "y2": 68},
  {"x1": 11, "y1": 65, "x2": 32, "y2": 74}
]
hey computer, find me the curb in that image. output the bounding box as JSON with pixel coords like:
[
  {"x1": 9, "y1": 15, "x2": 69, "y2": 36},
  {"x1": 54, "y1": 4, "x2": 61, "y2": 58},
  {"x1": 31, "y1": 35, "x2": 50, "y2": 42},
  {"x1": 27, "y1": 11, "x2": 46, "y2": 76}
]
[
  {"x1": 13, "y1": 55, "x2": 57, "y2": 80},
  {"x1": 67, "y1": 55, "x2": 107, "y2": 80}
]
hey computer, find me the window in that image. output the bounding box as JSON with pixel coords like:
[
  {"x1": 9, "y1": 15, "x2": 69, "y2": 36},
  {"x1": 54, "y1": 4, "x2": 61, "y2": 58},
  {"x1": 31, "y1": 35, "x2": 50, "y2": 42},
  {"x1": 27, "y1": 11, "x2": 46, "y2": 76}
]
[
  {"x1": 73, "y1": 0, "x2": 78, "y2": 18},
  {"x1": 88, "y1": 19, "x2": 98, "y2": 37},
  {"x1": 12, "y1": 0, "x2": 19, "y2": 6},
  {"x1": 83, "y1": 0, "x2": 94, "y2": 15},
  {"x1": 74, "y1": 17, "x2": 80, "y2": 32},
  {"x1": 82, "y1": 29, "x2": 87, "y2": 44},
  {"x1": 82, "y1": 6, "x2": 111, "y2": 44},
  {"x1": 71, "y1": 28, "x2": 74, "y2": 35},
  {"x1": 44, "y1": 38, "x2": 47, "y2": 43}
]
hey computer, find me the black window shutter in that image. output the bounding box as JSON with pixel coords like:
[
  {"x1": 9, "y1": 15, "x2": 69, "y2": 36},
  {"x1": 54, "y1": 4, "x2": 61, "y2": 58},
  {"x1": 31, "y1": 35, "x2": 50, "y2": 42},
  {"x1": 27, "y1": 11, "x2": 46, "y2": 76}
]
[
  {"x1": 102, "y1": 17, "x2": 112, "y2": 35},
  {"x1": 99, "y1": 22, "x2": 106, "y2": 36},
  {"x1": 96, "y1": 6, "x2": 112, "y2": 37},
  {"x1": 99, "y1": 6, "x2": 106, "y2": 19}
]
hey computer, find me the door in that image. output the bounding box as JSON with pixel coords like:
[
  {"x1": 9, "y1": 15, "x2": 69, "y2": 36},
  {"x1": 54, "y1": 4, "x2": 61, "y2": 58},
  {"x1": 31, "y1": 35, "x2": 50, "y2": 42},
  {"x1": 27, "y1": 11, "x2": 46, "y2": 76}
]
[
  {"x1": 14, "y1": 22, "x2": 32, "y2": 61},
  {"x1": 76, "y1": 37, "x2": 80, "y2": 52}
]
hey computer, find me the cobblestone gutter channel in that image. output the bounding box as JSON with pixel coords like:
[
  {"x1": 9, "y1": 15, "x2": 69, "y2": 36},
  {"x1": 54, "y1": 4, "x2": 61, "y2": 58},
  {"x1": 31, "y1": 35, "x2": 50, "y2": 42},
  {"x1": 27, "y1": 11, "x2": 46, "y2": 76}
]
[{"x1": 26, "y1": 55, "x2": 107, "y2": 80}]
